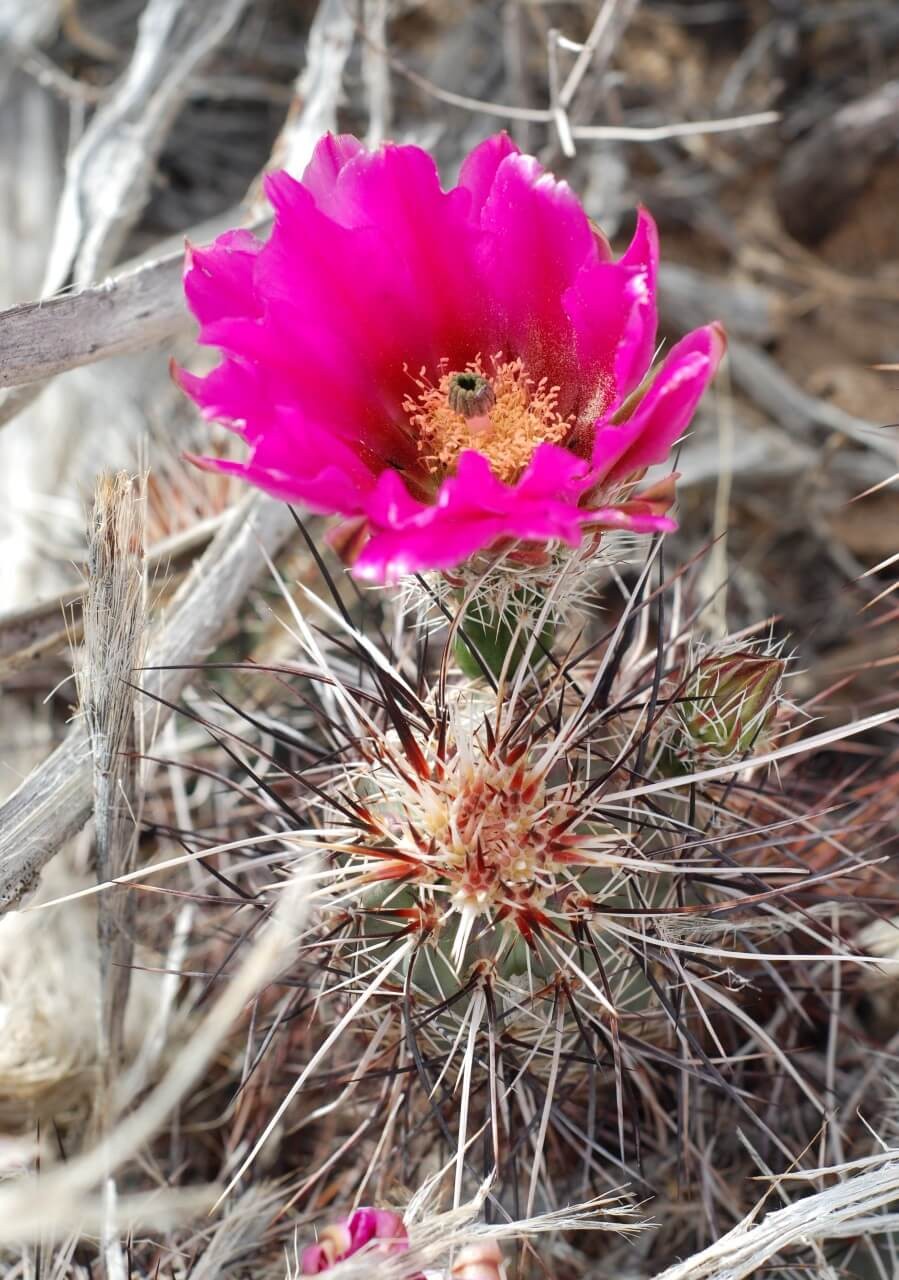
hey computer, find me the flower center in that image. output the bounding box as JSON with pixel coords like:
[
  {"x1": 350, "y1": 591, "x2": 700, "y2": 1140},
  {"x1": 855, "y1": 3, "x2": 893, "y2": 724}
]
[
  {"x1": 447, "y1": 371, "x2": 496, "y2": 420},
  {"x1": 404, "y1": 356, "x2": 572, "y2": 485}
]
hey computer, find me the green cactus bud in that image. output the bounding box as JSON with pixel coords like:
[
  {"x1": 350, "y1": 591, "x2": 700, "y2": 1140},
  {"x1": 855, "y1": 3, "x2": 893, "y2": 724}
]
[{"x1": 668, "y1": 646, "x2": 787, "y2": 766}]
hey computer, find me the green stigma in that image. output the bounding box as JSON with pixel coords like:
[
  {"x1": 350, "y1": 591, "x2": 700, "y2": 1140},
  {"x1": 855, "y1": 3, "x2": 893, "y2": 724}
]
[{"x1": 447, "y1": 371, "x2": 496, "y2": 419}]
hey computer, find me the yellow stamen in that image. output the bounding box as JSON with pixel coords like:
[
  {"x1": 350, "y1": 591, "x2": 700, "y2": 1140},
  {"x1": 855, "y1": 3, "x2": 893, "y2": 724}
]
[{"x1": 404, "y1": 355, "x2": 572, "y2": 484}]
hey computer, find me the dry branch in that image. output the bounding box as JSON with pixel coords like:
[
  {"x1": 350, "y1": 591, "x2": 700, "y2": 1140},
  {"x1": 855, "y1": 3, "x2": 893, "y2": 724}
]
[
  {"x1": 657, "y1": 265, "x2": 780, "y2": 344},
  {"x1": 0, "y1": 249, "x2": 189, "y2": 389},
  {"x1": 558, "y1": 0, "x2": 640, "y2": 113},
  {"x1": 0, "y1": 491, "x2": 295, "y2": 912},
  {"x1": 0, "y1": 871, "x2": 313, "y2": 1244},
  {"x1": 0, "y1": 0, "x2": 251, "y2": 433},
  {"x1": 44, "y1": 0, "x2": 251, "y2": 291},
  {"x1": 0, "y1": 252, "x2": 776, "y2": 391},
  {"x1": 4, "y1": 251, "x2": 891, "y2": 487},
  {"x1": 270, "y1": 0, "x2": 357, "y2": 179},
  {"x1": 728, "y1": 338, "x2": 899, "y2": 462},
  {"x1": 0, "y1": 591, "x2": 82, "y2": 676},
  {"x1": 362, "y1": 0, "x2": 392, "y2": 148},
  {"x1": 0, "y1": 0, "x2": 361, "y2": 407}
]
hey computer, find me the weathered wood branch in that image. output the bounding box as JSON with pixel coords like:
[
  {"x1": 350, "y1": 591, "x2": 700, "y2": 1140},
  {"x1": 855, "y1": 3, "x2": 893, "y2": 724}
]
[
  {"x1": 0, "y1": 249, "x2": 188, "y2": 388},
  {"x1": 45, "y1": 0, "x2": 251, "y2": 291},
  {"x1": 657, "y1": 264, "x2": 780, "y2": 344},
  {"x1": 728, "y1": 338, "x2": 899, "y2": 462},
  {"x1": 0, "y1": 228, "x2": 892, "y2": 482},
  {"x1": 0, "y1": 254, "x2": 775, "y2": 387}
]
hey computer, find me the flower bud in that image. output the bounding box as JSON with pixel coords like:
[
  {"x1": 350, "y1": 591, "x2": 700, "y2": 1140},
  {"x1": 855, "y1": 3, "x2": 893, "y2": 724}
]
[
  {"x1": 301, "y1": 1207, "x2": 408, "y2": 1274},
  {"x1": 673, "y1": 648, "x2": 786, "y2": 764}
]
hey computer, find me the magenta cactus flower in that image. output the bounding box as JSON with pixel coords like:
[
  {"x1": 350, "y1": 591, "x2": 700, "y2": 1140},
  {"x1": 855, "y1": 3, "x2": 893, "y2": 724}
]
[
  {"x1": 178, "y1": 133, "x2": 724, "y2": 583},
  {"x1": 300, "y1": 1207, "x2": 411, "y2": 1274}
]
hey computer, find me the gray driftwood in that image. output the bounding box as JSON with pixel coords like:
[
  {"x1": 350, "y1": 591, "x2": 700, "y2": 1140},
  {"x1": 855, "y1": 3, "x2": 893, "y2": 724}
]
[
  {"x1": 2, "y1": 252, "x2": 891, "y2": 468},
  {"x1": 44, "y1": 0, "x2": 252, "y2": 291},
  {"x1": 0, "y1": 250, "x2": 188, "y2": 389}
]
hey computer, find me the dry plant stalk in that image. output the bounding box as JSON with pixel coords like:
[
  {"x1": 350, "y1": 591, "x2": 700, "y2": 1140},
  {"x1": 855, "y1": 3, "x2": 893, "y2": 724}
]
[
  {"x1": 0, "y1": 869, "x2": 314, "y2": 1246},
  {"x1": 78, "y1": 471, "x2": 147, "y2": 1280},
  {"x1": 0, "y1": 871, "x2": 104, "y2": 1128},
  {"x1": 0, "y1": 489, "x2": 296, "y2": 912},
  {"x1": 651, "y1": 1152, "x2": 899, "y2": 1280},
  {"x1": 78, "y1": 472, "x2": 147, "y2": 1073}
]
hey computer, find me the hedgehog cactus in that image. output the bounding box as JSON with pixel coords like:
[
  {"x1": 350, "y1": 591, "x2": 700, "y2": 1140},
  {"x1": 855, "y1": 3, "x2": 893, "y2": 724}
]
[{"x1": 170, "y1": 127, "x2": 890, "y2": 1280}]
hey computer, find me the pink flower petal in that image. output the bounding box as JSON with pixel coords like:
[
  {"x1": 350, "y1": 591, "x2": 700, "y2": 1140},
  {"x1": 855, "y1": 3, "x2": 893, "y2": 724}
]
[
  {"x1": 363, "y1": 466, "x2": 428, "y2": 530},
  {"x1": 299, "y1": 1209, "x2": 410, "y2": 1276},
  {"x1": 173, "y1": 357, "x2": 272, "y2": 432},
  {"x1": 346, "y1": 1210, "x2": 378, "y2": 1251},
  {"x1": 300, "y1": 132, "x2": 366, "y2": 212},
  {"x1": 183, "y1": 183, "x2": 413, "y2": 456},
  {"x1": 348, "y1": 1208, "x2": 407, "y2": 1251},
  {"x1": 300, "y1": 1243, "x2": 328, "y2": 1274},
  {"x1": 585, "y1": 506, "x2": 677, "y2": 534},
  {"x1": 183, "y1": 229, "x2": 262, "y2": 326},
  {"x1": 457, "y1": 131, "x2": 520, "y2": 214},
  {"x1": 563, "y1": 208, "x2": 659, "y2": 422},
  {"x1": 178, "y1": 134, "x2": 723, "y2": 583},
  {"x1": 187, "y1": 409, "x2": 376, "y2": 515},
  {"x1": 356, "y1": 448, "x2": 591, "y2": 583},
  {"x1": 188, "y1": 454, "x2": 372, "y2": 514},
  {"x1": 475, "y1": 153, "x2": 600, "y2": 406},
  {"x1": 591, "y1": 323, "x2": 726, "y2": 486},
  {"x1": 257, "y1": 172, "x2": 424, "y2": 437},
  {"x1": 613, "y1": 208, "x2": 660, "y2": 395},
  {"x1": 302, "y1": 143, "x2": 488, "y2": 368}
]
